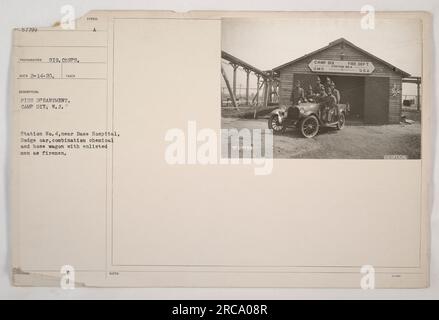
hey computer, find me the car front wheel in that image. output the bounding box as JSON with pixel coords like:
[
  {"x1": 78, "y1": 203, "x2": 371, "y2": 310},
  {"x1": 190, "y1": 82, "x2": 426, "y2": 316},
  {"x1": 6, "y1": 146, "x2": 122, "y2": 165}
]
[
  {"x1": 300, "y1": 115, "x2": 319, "y2": 138},
  {"x1": 269, "y1": 114, "x2": 286, "y2": 134},
  {"x1": 337, "y1": 112, "x2": 346, "y2": 130}
]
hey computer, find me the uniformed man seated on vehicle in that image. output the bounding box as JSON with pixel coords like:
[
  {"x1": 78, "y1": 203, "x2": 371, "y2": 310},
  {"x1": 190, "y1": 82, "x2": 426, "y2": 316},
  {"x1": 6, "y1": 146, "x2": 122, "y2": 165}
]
[
  {"x1": 315, "y1": 85, "x2": 327, "y2": 101},
  {"x1": 324, "y1": 86, "x2": 338, "y2": 122},
  {"x1": 315, "y1": 85, "x2": 328, "y2": 119},
  {"x1": 306, "y1": 85, "x2": 315, "y2": 102},
  {"x1": 314, "y1": 77, "x2": 322, "y2": 93},
  {"x1": 330, "y1": 81, "x2": 341, "y2": 104},
  {"x1": 316, "y1": 86, "x2": 337, "y2": 122},
  {"x1": 325, "y1": 77, "x2": 332, "y2": 90},
  {"x1": 290, "y1": 80, "x2": 305, "y2": 105}
]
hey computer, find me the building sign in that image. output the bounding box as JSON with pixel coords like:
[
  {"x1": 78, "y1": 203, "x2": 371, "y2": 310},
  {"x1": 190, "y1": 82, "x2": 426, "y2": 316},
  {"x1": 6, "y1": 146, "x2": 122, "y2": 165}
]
[{"x1": 308, "y1": 59, "x2": 375, "y2": 74}]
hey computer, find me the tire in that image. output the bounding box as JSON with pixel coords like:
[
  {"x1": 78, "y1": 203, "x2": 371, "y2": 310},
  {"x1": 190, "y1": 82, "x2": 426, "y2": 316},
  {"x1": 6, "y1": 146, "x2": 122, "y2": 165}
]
[
  {"x1": 300, "y1": 115, "x2": 319, "y2": 138},
  {"x1": 337, "y1": 112, "x2": 346, "y2": 130},
  {"x1": 268, "y1": 114, "x2": 286, "y2": 134}
]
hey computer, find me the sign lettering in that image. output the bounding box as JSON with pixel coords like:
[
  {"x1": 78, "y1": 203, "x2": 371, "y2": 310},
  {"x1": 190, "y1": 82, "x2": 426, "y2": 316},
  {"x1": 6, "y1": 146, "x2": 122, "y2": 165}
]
[{"x1": 309, "y1": 59, "x2": 375, "y2": 74}]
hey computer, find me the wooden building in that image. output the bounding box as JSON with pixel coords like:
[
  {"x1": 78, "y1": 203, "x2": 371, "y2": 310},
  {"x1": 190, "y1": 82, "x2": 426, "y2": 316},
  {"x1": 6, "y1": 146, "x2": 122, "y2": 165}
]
[{"x1": 273, "y1": 38, "x2": 411, "y2": 124}]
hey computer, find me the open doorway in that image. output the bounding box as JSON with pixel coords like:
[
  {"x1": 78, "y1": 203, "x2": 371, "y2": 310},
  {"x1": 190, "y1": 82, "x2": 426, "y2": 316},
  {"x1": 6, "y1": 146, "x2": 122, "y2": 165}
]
[
  {"x1": 293, "y1": 74, "x2": 365, "y2": 122},
  {"x1": 329, "y1": 75, "x2": 365, "y2": 122}
]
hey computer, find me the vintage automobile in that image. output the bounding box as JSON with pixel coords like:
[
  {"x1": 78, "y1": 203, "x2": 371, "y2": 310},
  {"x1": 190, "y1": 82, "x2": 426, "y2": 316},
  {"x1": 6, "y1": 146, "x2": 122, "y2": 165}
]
[{"x1": 268, "y1": 101, "x2": 349, "y2": 138}]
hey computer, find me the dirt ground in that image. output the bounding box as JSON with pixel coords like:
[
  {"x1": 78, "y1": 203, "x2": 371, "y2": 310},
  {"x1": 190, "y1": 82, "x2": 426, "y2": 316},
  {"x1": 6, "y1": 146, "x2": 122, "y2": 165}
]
[{"x1": 221, "y1": 117, "x2": 421, "y2": 159}]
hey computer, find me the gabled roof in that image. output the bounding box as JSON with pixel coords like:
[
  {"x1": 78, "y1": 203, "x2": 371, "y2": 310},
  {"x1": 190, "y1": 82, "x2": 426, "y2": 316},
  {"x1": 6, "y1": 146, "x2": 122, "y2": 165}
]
[{"x1": 272, "y1": 38, "x2": 410, "y2": 77}]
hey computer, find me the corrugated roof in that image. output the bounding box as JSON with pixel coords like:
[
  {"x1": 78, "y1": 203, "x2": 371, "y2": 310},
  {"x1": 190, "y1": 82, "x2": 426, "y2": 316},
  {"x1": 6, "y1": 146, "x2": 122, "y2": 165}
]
[{"x1": 272, "y1": 38, "x2": 411, "y2": 77}]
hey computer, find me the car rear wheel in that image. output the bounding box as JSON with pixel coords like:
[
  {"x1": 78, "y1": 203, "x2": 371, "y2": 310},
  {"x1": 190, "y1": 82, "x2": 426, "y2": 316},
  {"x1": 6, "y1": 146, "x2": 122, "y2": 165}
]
[
  {"x1": 300, "y1": 115, "x2": 319, "y2": 138},
  {"x1": 269, "y1": 114, "x2": 286, "y2": 134},
  {"x1": 337, "y1": 113, "x2": 346, "y2": 130}
]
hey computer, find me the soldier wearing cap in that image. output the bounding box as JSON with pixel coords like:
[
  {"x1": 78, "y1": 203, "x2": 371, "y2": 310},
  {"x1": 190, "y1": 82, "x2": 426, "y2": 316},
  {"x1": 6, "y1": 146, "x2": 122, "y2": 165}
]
[
  {"x1": 290, "y1": 80, "x2": 305, "y2": 105},
  {"x1": 324, "y1": 86, "x2": 337, "y2": 122},
  {"x1": 314, "y1": 77, "x2": 322, "y2": 93},
  {"x1": 330, "y1": 81, "x2": 341, "y2": 119},
  {"x1": 325, "y1": 77, "x2": 332, "y2": 90},
  {"x1": 330, "y1": 81, "x2": 341, "y2": 104},
  {"x1": 315, "y1": 84, "x2": 327, "y2": 102},
  {"x1": 316, "y1": 84, "x2": 328, "y2": 119},
  {"x1": 306, "y1": 84, "x2": 316, "y2": 102}
]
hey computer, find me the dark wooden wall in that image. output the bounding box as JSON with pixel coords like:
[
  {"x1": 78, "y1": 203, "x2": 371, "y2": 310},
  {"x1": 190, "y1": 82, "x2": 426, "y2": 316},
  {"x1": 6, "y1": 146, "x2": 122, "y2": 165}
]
[
  {"x1": 364, "y1": 77, "x2": 389, "y2": 124},
  {"x1": 277, "y1": 42, "x2": 403, "y2": 124}
]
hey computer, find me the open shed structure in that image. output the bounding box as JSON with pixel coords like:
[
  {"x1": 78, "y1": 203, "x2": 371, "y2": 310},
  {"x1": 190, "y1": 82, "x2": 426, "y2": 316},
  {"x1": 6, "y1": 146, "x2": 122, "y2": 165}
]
[
  {"x1": 273, "y1": 38, "x2": 412, "y2": 124},
  {"x1": 221, "y1": 51, "x2": 279, "y2": 118}
]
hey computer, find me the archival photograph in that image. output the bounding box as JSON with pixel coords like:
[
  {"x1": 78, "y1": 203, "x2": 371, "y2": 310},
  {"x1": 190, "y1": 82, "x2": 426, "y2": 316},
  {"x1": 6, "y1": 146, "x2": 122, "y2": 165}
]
[{"x1": 220, "y1": 16, "x2": 422, "y2": 159}]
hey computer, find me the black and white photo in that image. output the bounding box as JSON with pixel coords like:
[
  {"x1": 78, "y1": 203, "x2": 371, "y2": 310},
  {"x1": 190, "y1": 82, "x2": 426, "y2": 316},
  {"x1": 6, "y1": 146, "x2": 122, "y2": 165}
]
[{"x1": 221, "y1": 18, "x2": 422, "y2": 159}]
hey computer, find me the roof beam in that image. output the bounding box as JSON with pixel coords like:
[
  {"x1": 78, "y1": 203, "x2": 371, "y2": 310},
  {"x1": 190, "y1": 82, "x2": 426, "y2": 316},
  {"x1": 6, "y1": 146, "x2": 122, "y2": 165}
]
[{"x1": 221, "y1": 51, "x2": 269, "y2": 78}]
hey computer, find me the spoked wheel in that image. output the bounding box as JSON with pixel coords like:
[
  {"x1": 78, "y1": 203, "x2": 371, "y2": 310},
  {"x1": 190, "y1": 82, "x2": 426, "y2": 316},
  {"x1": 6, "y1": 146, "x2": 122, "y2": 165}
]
[
  {"x1": 300, "y1": 115, "x2": 319, "y2": 138},
  {"x1": 268, "y1": 114, "x2": 286, "y2": 134},
  {"x1": 337, "y1": 113, "x2": 346, "y2": 130}
]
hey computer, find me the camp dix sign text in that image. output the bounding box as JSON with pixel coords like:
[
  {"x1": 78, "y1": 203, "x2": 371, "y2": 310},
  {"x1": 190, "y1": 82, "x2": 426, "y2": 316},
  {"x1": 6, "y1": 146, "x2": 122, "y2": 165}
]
[{"x1": 309, "y1": 59, "x2": 375, "y2": 74}]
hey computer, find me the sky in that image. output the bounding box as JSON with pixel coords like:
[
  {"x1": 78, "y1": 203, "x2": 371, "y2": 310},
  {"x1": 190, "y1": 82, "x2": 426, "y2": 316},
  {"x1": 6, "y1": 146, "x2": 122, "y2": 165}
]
[{"x1": 221, "y1": 15, "x2": 423, "y2": 97}]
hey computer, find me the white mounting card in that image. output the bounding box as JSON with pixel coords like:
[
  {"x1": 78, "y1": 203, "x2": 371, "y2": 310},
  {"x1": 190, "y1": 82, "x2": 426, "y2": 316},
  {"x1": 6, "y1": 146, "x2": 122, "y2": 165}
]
[{"x1": 10, "y1": 11, "x2": 432, "y2": 288}]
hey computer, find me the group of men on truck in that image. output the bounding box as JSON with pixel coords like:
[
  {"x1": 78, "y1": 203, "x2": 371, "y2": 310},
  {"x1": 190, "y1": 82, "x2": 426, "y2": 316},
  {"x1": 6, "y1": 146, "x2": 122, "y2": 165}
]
[{"x1": 290, "y1": 76, "x2": 341, "y2": 122}]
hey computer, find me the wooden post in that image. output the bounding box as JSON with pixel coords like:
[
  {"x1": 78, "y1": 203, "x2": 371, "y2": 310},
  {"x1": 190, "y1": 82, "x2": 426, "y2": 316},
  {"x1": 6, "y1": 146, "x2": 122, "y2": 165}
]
[
  {"x1": 417, "y1": 80, "x2": 421, "y2": 111},
  {"x1": 266, "y1": 71, "x2": 272, "y2": 105},
  {"x1": 274, "y1": 81, "x2": 279, "y2": 103},
  {"x1": 256, "y1": 75, "x2": 260, "y2": 106},
  {"x1": 221, "y1": 65, "x2": 239, "y2": 110},
  {"x1": 263, "y1": 79, "x2": 269, "y2": 108},
  {"x1": 255, "y1": 78, "x2": 268, "y2": 119},
  {"x1": 231, "y1": 64, "x2": 238, "y2": 98},
  {"x1": 252, "y1": 79, "x2": 263, "y2": 105},
  {"x1": 245, "y1": 69, "x2": 250, "y2": 106},
  {"x1": 268, "y1": 79, "x2": 273, "y2": 104}
]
